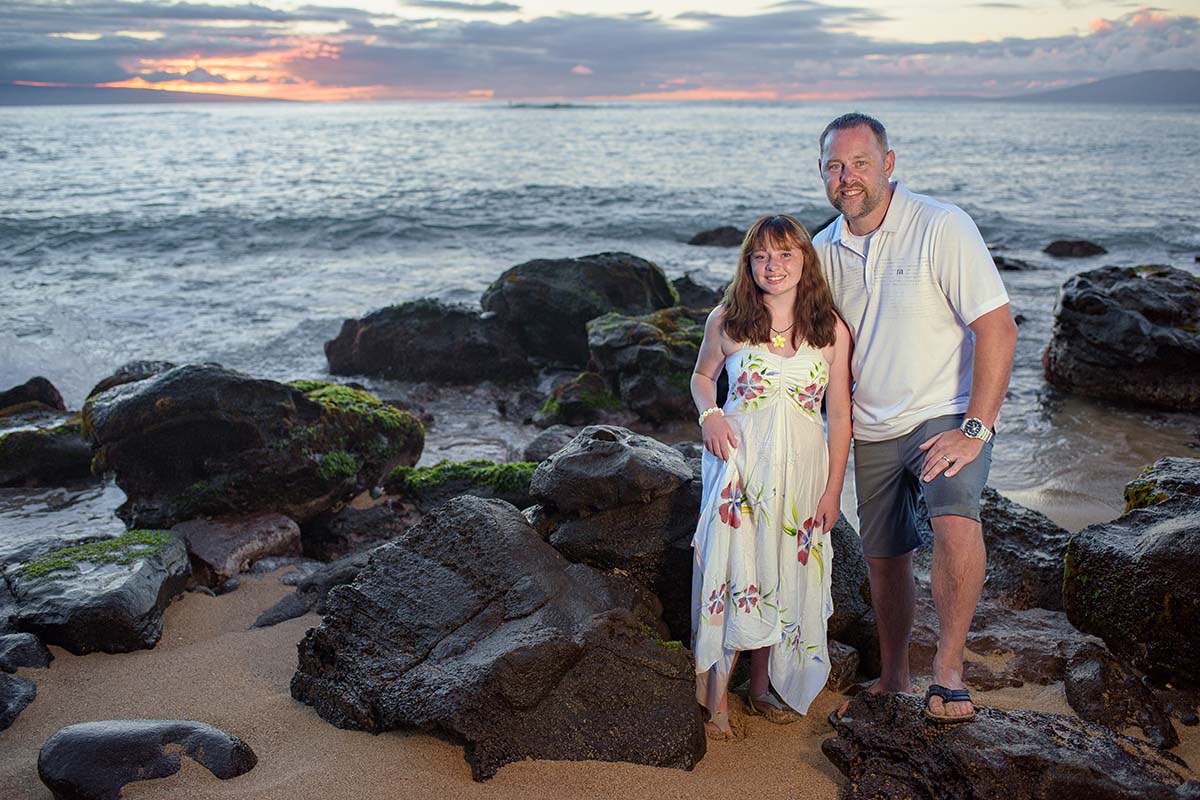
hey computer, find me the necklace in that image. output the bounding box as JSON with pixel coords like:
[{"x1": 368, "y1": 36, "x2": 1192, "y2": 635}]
[{"x1": 770, "y1": 322, "x2": 794, "y2": 349}]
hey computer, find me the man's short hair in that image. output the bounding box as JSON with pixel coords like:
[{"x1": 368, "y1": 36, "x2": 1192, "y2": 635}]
[{"x1": 819, "y1": 113, "x2": 889, "y2": 155}]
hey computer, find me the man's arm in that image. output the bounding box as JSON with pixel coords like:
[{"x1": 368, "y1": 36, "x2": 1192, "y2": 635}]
[{"x1": 919, "y1": 304, "x2": 1017, "y2": 482}]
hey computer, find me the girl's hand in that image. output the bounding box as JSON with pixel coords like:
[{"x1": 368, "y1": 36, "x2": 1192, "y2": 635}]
[
  {"x1": 815, "y1": 489, "x2": 841, "y2": 532},
  {"x1": 702, "y1": 414, "x2": 739, "y2": 460}
]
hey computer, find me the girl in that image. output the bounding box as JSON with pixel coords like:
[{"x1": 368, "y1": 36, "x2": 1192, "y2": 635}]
[{"x1": 690, "y1": 213, "x2": 852, "y2": 739}]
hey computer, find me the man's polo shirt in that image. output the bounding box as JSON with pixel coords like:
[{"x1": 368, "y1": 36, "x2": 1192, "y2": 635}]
[{"x1": 814, "y1": 181, "x2": 1009, "y2": 442}]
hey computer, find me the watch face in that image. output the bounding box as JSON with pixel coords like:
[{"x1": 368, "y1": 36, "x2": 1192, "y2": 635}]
[{"x1": 963, "y1": 419, "x2": 982, "y2": 437}]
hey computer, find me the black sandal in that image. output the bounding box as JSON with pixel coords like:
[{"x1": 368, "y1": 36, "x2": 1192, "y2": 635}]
[{"x1": 923, "y1": 684, "x2": 976, "y2": 724}]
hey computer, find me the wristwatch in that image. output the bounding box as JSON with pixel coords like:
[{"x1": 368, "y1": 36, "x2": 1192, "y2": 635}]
[{"x1": 960, "y1": 417, "x2": 994, "y2": 443}]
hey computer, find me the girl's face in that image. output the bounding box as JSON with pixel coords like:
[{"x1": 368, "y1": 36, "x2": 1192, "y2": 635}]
[{"x1": 749, "y1": 239, "x2": 804, "y2": 298}]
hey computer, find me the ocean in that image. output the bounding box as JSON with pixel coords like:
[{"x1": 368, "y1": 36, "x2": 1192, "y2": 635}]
[{"x1": 1, "y1": 99, "x2": 1198, "y2": 533}]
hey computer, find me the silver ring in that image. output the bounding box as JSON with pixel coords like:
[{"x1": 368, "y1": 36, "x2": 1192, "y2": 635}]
[{"x1": 941, "y1": 455, "x2": 954, "y2": 465}]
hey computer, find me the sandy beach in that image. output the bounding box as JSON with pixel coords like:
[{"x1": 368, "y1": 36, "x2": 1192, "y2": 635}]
[{"x1": 1, "y1": 564, "x2": 1194, "y2": 800}]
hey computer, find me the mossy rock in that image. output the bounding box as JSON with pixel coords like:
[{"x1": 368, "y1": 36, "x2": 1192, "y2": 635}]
[
  {"x1": 534, "y1": 372, "x2": 624, "y2": 427},
  {"x1": 0, "y1": 418, "x2": 93, "y2": 487},
  {"x1": 17, "y1": 530, "x2": 174, "y2": 583},
  {"x1": 1122, "y1": 457, "x2": 1200, "y2": 513},
  {"x1": 384, "y1": 459, "x2": 537, "y2": 512},
  {"x1": 82, "y1": 365, "x2": 424, "y2": 528}
]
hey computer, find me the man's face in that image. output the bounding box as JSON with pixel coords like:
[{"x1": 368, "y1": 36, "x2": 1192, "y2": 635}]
[{"x1": 819, "y1": 126, "x2": 894, "y2": 226}]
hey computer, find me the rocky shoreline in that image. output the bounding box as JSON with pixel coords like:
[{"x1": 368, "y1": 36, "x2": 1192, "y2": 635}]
[{"x1": 1, "y1": 245, "x2": 1199, "y2": 797}]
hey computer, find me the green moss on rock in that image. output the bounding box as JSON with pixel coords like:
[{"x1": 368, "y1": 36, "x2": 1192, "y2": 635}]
[
  {"x1": 289, "y1": 381, "x2": 417, "y2": 433},
  {"x1": 390, "y1": 459, "x2": 537, "y2": 496},
  {"x1": 19, "y1": 529, "x2": 173, "y2": 582},
  {"x1": 319, "y1": 450, "x2": 359, "y2": 481}
]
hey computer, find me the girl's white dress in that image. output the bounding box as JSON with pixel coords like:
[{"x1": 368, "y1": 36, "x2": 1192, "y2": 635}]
[{"x1": 691, "y1": 343, "x2": 834, "y2": 715}]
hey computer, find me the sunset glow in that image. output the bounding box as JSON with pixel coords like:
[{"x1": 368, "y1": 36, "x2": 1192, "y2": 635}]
[{"x1": 2, "y1": 2, "x2": 1197, "y2": 102}]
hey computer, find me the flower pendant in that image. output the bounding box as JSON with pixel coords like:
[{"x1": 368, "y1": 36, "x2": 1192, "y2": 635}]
[{"x1": 772, "y1": 334, "x2": 786, "y2": 349}]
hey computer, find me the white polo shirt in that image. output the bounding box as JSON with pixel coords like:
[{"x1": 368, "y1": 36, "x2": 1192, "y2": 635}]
[{"x1": 814, "y1": 181, "x2": 1009, "y2": 442}]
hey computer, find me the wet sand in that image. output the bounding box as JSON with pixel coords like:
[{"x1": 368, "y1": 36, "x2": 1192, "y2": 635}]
[{"x1": 1, "y1": 569, "x2": 1195, "y2": 799}]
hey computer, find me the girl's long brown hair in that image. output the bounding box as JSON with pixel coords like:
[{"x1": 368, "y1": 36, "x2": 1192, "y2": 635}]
[{"x1": 722, "y1": 214, "x2": 837, "y2": 349}]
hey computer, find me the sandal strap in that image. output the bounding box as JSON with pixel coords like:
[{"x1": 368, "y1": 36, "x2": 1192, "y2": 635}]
[
  {"x1": 926, "y1": 684, "x2": 972, "y2": 703},
  {"x1": 751, "y1": 692, "x2": 790, "y2": 712}
]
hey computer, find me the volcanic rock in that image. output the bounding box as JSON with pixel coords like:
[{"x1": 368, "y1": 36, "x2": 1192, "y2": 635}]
[
  {"x1": 0, "y1": 632, "x2": 53, "y2": 672},
  {"x1": 824, "y1": 692, "x2": 1197, "y2": 800},
  {"x1": 83, "y1": 365, "x2": 423, "y2": 528},
  {"x1": 522, "y1": 425, "x2": 579, "y2": 462},
  {"x1": 172, "y1": 512, "x2": 301, "y2": 586},
  {"x1": 0, "y1": 376, "x2": 66, "y2": 415},
  {"x1": 1044, "y1": 239, "x2": 1107, "y2": 257},
  {"x1": 480, "y1": 252, "x2": 677, "y2": 366},
  {"x1": 300, "y1": 500, "x2": 418, "y2": 561},
  {"x1": 6, "y1": 529, "x2": 190, "y2": 654},
  {"x1": 86, "y1": 360, "x2": 177, "y2": 399},
  {"x1": 290, "y1": 496, "x2": 705, "y2": 780},
  {"x1": 251, "y1": 551, "x2": 373, "y2": 628},
  {"x1": 0, "y1": 418, "x2": 94, "y2": 487},
  {"x1": 324, "y1": 299, "x2": 531, "y2": 383},
  {"x1": 687, "y1": 226, "x2": 744, "y2": 247},
  {"x1": 1043, "y1": 265, "x2": 1200, "y2": 410},
  {"x1": 1065, "y1": 641, "x2": 1178, "y2": 749},
  {"x1": 1064, "y1": 491, "x2": 1200, "y2": 687},
  {"x1": 1, "y1": 673, "x2": 36, "y2": 732},
  {"x1": 586, "y1": 307, "x2": 707, "y2": 424},
  {"x1": 37, "y1": 719, "x2": 257, "y2": 800},
  {"x1": 671, "y1": 274, "x2": 724, "y2": 308},
  {"x1": 383, "y1": 459, "x2": 536, "y2": 514}
]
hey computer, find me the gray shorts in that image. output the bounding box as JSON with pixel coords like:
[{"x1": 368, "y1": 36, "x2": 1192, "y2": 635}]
[{"x1": 853, "y1": 414, "x2": 993, "y2": 558}]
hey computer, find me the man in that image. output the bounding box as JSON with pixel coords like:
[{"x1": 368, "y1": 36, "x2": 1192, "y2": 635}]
[{"x1": 813, "y1": 113, "x2": 1017, "y2": 723}]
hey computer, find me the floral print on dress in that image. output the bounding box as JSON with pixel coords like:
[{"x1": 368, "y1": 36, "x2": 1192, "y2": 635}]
[
  {"x1": 718, "y1": 479, "x2": 744, "y2": 527},
  {"x1": 733, "y1": 353, "x2": 778, "y2": 411},
  {"x1": 787, "y1": 359, "x2": 829, "y2": 418}
]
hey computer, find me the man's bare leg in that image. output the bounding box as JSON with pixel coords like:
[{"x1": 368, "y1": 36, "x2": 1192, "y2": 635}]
[
  {"x1": 835, "y1": 551, "x2": 915, "y2": 718},
  {"x1": 928, "y1": 514, "x2": 986, "y2": 719}
]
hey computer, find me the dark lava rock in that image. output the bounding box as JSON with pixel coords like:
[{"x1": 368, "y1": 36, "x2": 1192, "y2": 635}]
[
  {"x1": 824, "y1": 692, "x2": 1195, "y2": 800},
  {"x1": 291, "y1": 496, "x2": 705, "y2": 781},
  {"x1": 1065, "y1": 641, "x2": 1178, "y2": 749},
  {"x1": 687, "y1": 226, "x2": 744, "y2": 247},
  {"x1": 383, "y1": 459, "x2": 536, "y2": 514},
  {"x1": 251, "y1": 551, "x2": 372, "y2": 628},
  {"x1": 522, "y1": 425, "x2": 579, "y2": 462},
  {"x1": 86, "y1": 360, "x2": 177, "y2": 400},
  {"x1": 324, "y1": 299, "x2": 531, "y2": 383},
  {"x1": 827, "y1": 640, "x2": 860, "y2": 693},
  {"x1": 7, "y1": 529, "x2": 190, "y2": 654},
  {"x1": 1124, "y1": 456, "x2": 1200, "y2": 513},
  {"x1": 0, "y1": 418, "x2": 94, "y2": 487},
  {"x1": 480, "y1": 252, "x2": 677, "y2": 366},
  {"x1": 910, "y1": 595, "x2": 1104, "y2": 689},
  {"x1": 993, "y1": 255, "x2": 1036, "y2": 271},
  {"x1": 0, "y1": 376, "x2": 66, "y2": 415},
  {"x1": 672, "y1": 274, "x2": 724, "y2": 308},
  {"x1": 300, "y1": 499, "x2": 418, "y2": 561},
  {"x1": 1064, "y1": 491, "x2": 1200, "y2": 687},
  {"x1": 1, "y1": 672, "x2": 36, "y2": 731},
  {"x1": 83, "y1": 365, "x2": 424, "y2": 528},
  {"x1": 827, "y1": 516, "x2": 879, "y2": 676},
  {"x1": 530, "y1": 425, "x2": 692, "y2": 514},
  {"x1": 1043, "y1": 265, "x2": 1200, "y2": 410},
  {"x1": 0, "y1": 632, "x2": 53, "y2": 672},
  {"x1": 173, "y1": 512, "x2": 301, "y2": 586},
  {"x1": 533, "y1": 371, "x2": 624, "y2": 427},
  {"x1": 587, "y1": 307, "x2": 706, "y2": 425},
  {"x1": 38, "y1": 719, "x2": 257, "y2": 800},
  {"x1": 914, "y1": 488, "x2": 1072, "y2": 611},
  {"x1": 1044, "y1": 239, "x2": 1108, "y2": 257}
]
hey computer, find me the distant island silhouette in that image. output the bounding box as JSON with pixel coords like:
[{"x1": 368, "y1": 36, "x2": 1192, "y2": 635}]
[{"x1": 1002, "y1": 70, "x2": 1200, "y2": 104}]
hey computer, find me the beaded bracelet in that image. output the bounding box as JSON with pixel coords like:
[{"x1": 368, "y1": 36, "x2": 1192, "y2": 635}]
[{"x1": 698, "y1": 406, "x2": 723, "y2": 426}]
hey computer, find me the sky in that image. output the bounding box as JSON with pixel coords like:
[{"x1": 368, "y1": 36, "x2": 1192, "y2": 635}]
[{"x1": 1, "y1": 0, "x2": 1198, "y2": 101}]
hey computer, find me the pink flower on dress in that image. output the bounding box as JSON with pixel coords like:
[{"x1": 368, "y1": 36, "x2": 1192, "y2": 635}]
[
  {"x1": 790, "y1": 381, "x2": 827, "y2": 413},
  {"x1": 719, "y1": 479, "x2": 744, "y2": 528},
  {"x1": 797, "y1": 517, "x2": 816, "y2": 565},
  {"x1": 705, "y1": 583, "x2": 727, "y2": 624},
  {"x1": 736, "y1": 584, "x2": 760, "y2": 614},
  {"x1": 735, "y1": 370, "x2": 766, "y2": 401}
]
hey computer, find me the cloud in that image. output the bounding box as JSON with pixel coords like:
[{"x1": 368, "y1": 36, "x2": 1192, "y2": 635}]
[
  {"x1": 0, "y1": 1, "x2": 1196, "y2": 99},
  {"x1": 404, "y1": 0, "x2": 520, "y2": 12}
]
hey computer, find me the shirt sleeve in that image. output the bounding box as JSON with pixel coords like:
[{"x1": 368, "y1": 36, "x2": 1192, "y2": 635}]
[{"x1": 932, "y1": 208, "x2": 1010, "y2": 325}]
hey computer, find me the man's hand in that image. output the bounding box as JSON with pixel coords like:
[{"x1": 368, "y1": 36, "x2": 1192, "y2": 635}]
[
  {"x1": 702, "y1": 415, "x2": 739, "y2": 460},
  {"x1": 815, "y1": 488, "x2": 841, "y2": 532},
  {"x1": 918, "y1": 429, "x2": 984, "y2": 483}
]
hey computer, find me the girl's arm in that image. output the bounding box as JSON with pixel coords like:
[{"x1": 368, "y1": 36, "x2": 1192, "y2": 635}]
[
  {"x1": 692, "y1": 306, "x2": 738, "y2": 460},
  {"x1": 817, "y1": 317, "x2": 853, "y2": 531}
]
